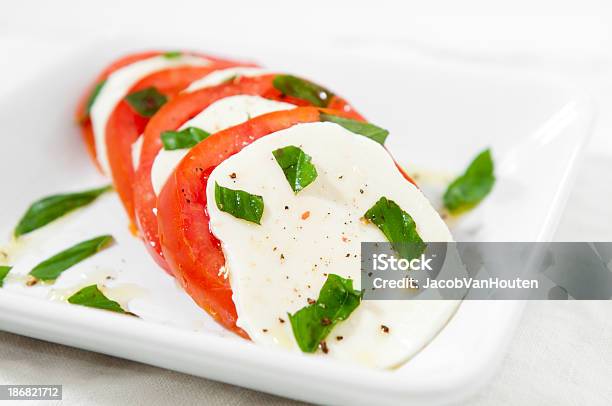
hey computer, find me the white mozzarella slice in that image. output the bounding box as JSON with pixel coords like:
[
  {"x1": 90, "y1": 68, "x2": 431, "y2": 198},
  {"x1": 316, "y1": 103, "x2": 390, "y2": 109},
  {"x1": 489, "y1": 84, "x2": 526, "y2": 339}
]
[
  {"x1": 131, "y1": 134, "x2": 144, "y2": 170},
  {"x1": 151, "y1": 149, "x2": 190, "y2": 195},
  {"x1": 184, "y1": 67, "x2": 270, "y2": 92},
  {"x1": 206, "y1": 122, "x2": 458, "y2": 369},
  {"x1": 90, "y1": 54, "x2": 210, "y2": 175},
  {"x1": 151, "y1": 95, "x2": 294, "y2": 195}
]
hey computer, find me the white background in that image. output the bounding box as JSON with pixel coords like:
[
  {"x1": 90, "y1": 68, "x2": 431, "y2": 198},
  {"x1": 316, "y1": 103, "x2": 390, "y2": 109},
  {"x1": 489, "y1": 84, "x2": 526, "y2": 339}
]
[{"x1": 1, "y1": 1, "x2": 611, "y2": 405}]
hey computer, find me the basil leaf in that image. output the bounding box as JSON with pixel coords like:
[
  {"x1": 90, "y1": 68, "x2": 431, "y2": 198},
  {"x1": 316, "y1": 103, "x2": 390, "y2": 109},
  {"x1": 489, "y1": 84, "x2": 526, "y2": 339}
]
[
  {"x1": 289, "y1": 274, "x2": 362, "y2": 353},
  {"x1": 124, "y1": 87, "x2": 167, "y2": 117},
  {"x1": 273, "y1": 75, "x2": 333, "y2": 107},
  {"x1": 443, "y1": 148, "x2": 495, "y2": 214},
  {"x1": 82, "y1": 80, "x2": 105, "y2": 121},
  {"x1": 272, "y1": 146, "x2": 318, "y2": 193},
  {"x1": 320, "y1": 113, "x2": 388, "y2": 145},
  {"x1": 29, "y1": 235, "x2": 114, "y2": 281},
  {"x1": 0, "y1": 266, "x2": 12, "y2": 288},
  {"x1": 223, "y1": 75, "x2": 238, "y2": 84},
  {"x1": 161, "y1": 127, "x2": 210, "y2": 150},
  {"x1": 214, "y1": 183, "x2": 264, "y2": 225},
  {"x1": 364, "y1": 197, "x2": 426, "y2": 261},
  {"x1": 163, "y1": 51, "x2": 181, "y2": 59},
  {"x1": 15, "y1": 185, "x2": 112, "y2": 237},
  {"x1": 68, "y1": 285, "x2": 126, "y2": 313}
]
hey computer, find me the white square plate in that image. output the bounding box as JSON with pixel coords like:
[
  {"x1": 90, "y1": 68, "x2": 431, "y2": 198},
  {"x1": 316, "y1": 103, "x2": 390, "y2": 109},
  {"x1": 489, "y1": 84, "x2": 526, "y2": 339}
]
[{"x1": 0, "y1": 37, "x2": 593, "y2": 405}]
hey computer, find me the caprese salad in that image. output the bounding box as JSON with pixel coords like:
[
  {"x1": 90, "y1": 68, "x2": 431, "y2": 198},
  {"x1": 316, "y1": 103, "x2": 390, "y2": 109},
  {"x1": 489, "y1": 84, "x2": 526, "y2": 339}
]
[{"x1": 0, "y1": 49, "x2": 495, "y2": 369}]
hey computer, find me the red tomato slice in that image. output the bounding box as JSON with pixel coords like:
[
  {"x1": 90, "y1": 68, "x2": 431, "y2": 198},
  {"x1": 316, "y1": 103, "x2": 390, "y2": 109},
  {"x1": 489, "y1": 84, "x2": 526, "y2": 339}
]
[
  {"x1": 105, "y1": 59, "x2": 248, "y2": 222},
  {"x1": 134, "y1": 75, "x2": 363, "y2": 272}
]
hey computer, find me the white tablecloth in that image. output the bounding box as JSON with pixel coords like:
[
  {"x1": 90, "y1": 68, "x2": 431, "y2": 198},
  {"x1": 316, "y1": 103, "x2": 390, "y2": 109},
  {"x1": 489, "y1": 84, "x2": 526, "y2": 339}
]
[{"x1": 1, "y1": 9, "x2": 612, "y2": 405}]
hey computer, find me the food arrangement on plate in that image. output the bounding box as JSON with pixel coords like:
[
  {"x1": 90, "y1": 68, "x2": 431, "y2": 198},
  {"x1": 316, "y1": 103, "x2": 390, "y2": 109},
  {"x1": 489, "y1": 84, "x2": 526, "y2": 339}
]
[{"x1": 0, "y1": 49, "x2": 495, "y2": 369}]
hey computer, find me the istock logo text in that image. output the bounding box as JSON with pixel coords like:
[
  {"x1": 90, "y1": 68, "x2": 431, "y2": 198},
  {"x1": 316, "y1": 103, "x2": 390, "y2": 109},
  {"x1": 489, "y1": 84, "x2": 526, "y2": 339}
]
[{"x1": 372, "y1": 253, "x2": 434, "y2": 272}]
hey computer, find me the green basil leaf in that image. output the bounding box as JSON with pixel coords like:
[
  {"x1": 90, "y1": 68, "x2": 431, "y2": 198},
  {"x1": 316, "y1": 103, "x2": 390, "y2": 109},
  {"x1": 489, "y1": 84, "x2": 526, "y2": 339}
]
[
  {"x1": 289, "y1": 274, "x2": 362, "y2": 353},
  {"x1": 364, "y1": 197, "x2": 426, "y2": 261},
  {"x1": 82, "y1": 80, "x2": 105, "y2": 122},
  {"x1": 14, "y1": 185, "x2": 112, "y2": 237},
  {"x1": 272, "y1": 146, "x2": 318, "y2": 193},
  {"x1": 29, "y1": 235, "x2": 114, "y2": 281},
  {"x1": 273, "y1": 75, "x2": 333, "y2": 107},
  {"x1": 163, "y1": 51, "x2": 182, "y2": 59},
  {"x1": 320, "y1": 113, "x2": 388, "y2": 145},
  {"x1": 222, "y1": 74, "x2": 238, "y2": 84},
  {"x1": 443, "y1": 148, "x2": 495, "y2": 214},
  {"x1": 161, "y1": 127, "x2": 210, "y2": 150},
  {"x1": 68, "y1": 285, "x2": 126, "y2": 313},
  {"x1": 0, "y1": 266, "x2": 12, "y2": 288},
  {"x1": 124, "y1": 87, "x2": 167, "y2": 117},
  {"x1": 214, "y1": 183, "x2": 264, "y2": 225}
]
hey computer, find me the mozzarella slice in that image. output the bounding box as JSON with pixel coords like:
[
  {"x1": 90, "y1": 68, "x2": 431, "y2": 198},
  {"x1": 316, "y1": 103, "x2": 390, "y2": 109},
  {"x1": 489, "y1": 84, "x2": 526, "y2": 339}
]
[
  {"x1": 151, "y1": 95, "x2": 295, "y2": 195},
  {"x1": 185, "y1": 67, "x2": 270, "y2": 92},
  {"x1": 131, "y1": 134, "x2": 144, "y2": 170},
  {"x1": 90, "y1": 54, "x2": 210, "y2": 175},
  {"x1": 206, "y1": 122, "x2": 458, "y2": 369}
]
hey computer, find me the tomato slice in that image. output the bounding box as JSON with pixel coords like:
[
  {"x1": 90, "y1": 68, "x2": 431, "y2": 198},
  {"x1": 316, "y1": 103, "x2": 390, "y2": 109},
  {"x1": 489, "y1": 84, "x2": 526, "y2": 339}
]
[
  {"x1": 134, "y1": 75, "x2": 363, "y2": 272},
  {"x1": 105, "y1": 59, "x2": 247, "y2": 222}
]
